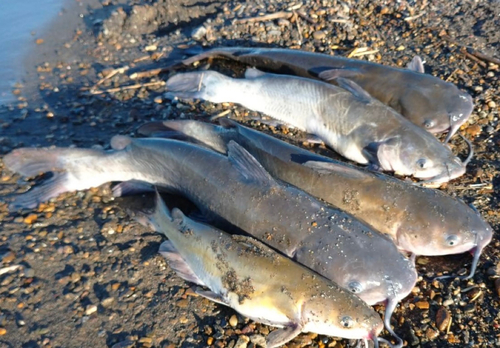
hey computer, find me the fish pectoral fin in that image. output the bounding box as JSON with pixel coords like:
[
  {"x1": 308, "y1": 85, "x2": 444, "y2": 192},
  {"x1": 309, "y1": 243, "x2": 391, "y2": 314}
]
[
  {"x1": 159, "y1": 241, "x2": 206, "y2": 286},
  {"x1": 303, "y1": 160, "x2": 370, "y2": 179},
  {"x1": 317, "y1": 68, "x2": 360, "y2": 81},
  {"x1": 245, "y1": 68, "x2": 267, "y2": 78},
  {"x1": 407, "y1": 56, "x2": 425, "y2": 73},
  {"x1": 112, "y1": 180, "x2": 155, "y2": 197},
  {"x1": 195, "y1": 289, "x2": 229, "y2": 306},
  {"x1": 334, "y1": 78, "x2": 373, "y2": 104},
  {"x1": 266, "y1": 323, "x2": 303, "y2": 348},
  {"x1": 227, "y1": 141, "x2": 279, "y2": 188}
]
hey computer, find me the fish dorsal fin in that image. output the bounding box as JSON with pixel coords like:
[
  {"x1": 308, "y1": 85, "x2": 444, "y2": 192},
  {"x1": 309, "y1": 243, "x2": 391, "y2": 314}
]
[
  {"x1": 303, "y1": 160, "x2": 370, "y2": 179},
  {"x1": 245, "y1": 67, "x2": 267, "y2": 79},
  {"x1": 335, "y1": 77, "x2": 373, "y2": 103},
  {"x1": 407, "y1": 56, "x2": 425, "y2": 73},
  {"x1": 227, "y1": 140, "x2": 278, "y2": 187}
]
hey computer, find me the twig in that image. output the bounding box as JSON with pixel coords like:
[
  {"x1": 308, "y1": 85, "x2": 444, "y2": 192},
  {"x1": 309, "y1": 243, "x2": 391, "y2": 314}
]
[
  {"x1": 91, "y1": 81, "x2": 166, "y2": 95},
  {"x1": 404, "y1": 11, "x2": 427, "y2": 22},
  {"x1": 468, "y1": 49, "x2": 500, "y2": 65},
  {"x1": 293, "y1": 11, "x2": 303, "y2": 45},
  {"x1": 95, "y1": 65, "x2": 129, "y2": 86},
  {"x1": 210, "y1": 109, "x2": 231, "y2": 121},
  {"x1": 445, "y1": 68, "x2": 459, "y2": 82},
  {"x1": 348, "y1": 48, "x2": 379, "y2": 58},
  {"x1": 460, "y1": 47, "x2": 488, "y2": 68},
  {"x1": 235, "y1": 11, "x2": 293, "y2": 24}
]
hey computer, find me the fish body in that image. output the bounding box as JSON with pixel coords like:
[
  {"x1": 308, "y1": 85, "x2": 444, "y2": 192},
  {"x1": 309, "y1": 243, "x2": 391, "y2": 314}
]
[
  {"x1": 182, "y1": 47, "x2": 473, "y2": 141},
  {"x1": 135, "y1": 193, "x2": 383, "y2": 347},
  {"x1": 164, "y1": 69, "x2": 467, "y2": 183},
  {"x1": 139, "y1": 120, "x2": 492, "y2": 280},
  {"x1": 4, "y1": 138, "x2": 417, "y2": 310}
]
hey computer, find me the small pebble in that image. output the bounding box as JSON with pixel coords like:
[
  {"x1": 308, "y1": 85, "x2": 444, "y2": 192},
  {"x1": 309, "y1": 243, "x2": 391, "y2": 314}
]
[
  {"x1": 0, "y1": 328, "x2": 6, "y2": 335},
  {"x1": 435, "y1": 307, "x2": 451, "y2": 331},
  {"x1": 191, "y1": 26, "x2": 207, "y2": 40},
  {"x1": 415, "y1": 301, "x2": 430, "y2": 310},
  {"x1": 234, "y1": 335, "x2": 250, "y2": 348},
  {"x1": 313, "y1": 31, "x2": 326, "y2": 40},
  {"x1": 229, "y1": 314, "x2": 238, "y2": 328},
  {"x1": 426, "y1": 327, "x2": 439, "y2": 340},
  {"x1": 85, "y1": 304, "x2": 97, "y2": 315}
]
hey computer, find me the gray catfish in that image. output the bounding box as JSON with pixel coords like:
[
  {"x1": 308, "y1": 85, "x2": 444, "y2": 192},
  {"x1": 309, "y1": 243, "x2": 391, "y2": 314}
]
[
  {"x1": 3, "y1": 137, "x2": 416, "y2": 345},
  {"x1": 138, "y1": 119, "x2": 492, "y2": 280},
  {"x1": 134, "y1": 192, "x2": 384, "y2": 348},
  {"x1": 181, "y1": 47, "x2": 473, "y2": 142},
  {"x1": 164, "y1": 69, "x2": 469, "y2": 184}
]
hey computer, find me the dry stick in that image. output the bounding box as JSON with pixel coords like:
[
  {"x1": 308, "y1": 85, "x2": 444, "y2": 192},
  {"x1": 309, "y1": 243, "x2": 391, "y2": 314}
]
[
  {"x1": 460, "y1": 47, "x2": 488, "y2": 68},
  {"x1": 91, "y1": 81, "x2": 166, "y2": 95},
  {"x1": 235, "y1": 11, "x2": 293, "y2": 24},
  {"x1": 445, "y1": 68, "x2": 459, "y2": 82},
  {"x1": 442, "y1": 35, "x2": 499, "y2": 66},
  {"x1": 293, "y1": 11, "x2": 303, "y2": 45},
  {"x1": 404, "y1": 11, "x2": 427, "y2": 22},
  {"x1": 95, "y1": 65, "x2": 130, "y2": 86}
]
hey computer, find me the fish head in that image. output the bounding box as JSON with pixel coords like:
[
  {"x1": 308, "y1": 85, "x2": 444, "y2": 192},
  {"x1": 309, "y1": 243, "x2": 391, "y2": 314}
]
[
  {"x1": 400, "y1": 83, "x2": 474, "y2": 140},
  {"x1": 397, "y1": 198, "x2": 492, "y2": 278},
  {"x1": 302, "y1": 288, "x2": 383, "y2": 342},
  {"x1": 377, "y1": 131, "x2": 467, "y2": 183}
]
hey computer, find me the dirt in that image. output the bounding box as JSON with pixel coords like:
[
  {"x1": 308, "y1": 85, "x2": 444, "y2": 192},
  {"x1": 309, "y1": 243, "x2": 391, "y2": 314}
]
[{"x1": 0, "y1": 0, "x2": 499, "y2": 347}]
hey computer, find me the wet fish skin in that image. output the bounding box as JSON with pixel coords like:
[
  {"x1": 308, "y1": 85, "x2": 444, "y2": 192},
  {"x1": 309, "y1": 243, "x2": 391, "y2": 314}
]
[
  {"x1": 181, "y1": 47, "x2": 473, "y2": 141},
  {"x1": 3, "y1": 137, "x2": 417, "y2": 309},
  {"x1": 134, "y1": 192, "x2": 384, "y2": 347},
  {"x1": 139, "y1": 120, "x2": 493, "y2": 280},
  {"x1": 164, "y1": 69, "x2": 466, "y2": 184}
]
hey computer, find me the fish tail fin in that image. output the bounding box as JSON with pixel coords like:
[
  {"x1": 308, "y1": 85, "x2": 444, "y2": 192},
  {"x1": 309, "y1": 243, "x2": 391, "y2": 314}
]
[
  {"x1": 164, "y1": 71, "x2": 232, "y2": 103},
  {"x1": 132, "y1": 190, "x2": 182, "y2": 233},
  {"x1": 3, "y1": 147, "x2": 109, "y2": 210},
  {"x1": 138, "y1": 119, "x2": 238, "y2": 153}
]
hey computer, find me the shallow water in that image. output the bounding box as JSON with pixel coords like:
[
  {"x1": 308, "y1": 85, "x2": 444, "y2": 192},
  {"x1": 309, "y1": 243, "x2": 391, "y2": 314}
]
[{"x1": 0, "y1": 0, "x2": 68, "y2": 105}]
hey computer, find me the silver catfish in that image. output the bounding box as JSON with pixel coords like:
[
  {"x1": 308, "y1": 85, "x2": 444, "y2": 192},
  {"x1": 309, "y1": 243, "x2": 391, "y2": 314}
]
[
  {"x1": 134, "y1": 192, "x2": 384, "y2": 348},
  {"x1": 181, "y1": 47, "x2": 474, "y2": 142},
  {"x1": 138, "y1": 119, "x2": 492, "y2": 280},
  {"x1": 4, "y1": 137, "x2": 416, "y2": 345},
  {"x1": 164, "y1": 69, "x2": 469, "y2": 184}
]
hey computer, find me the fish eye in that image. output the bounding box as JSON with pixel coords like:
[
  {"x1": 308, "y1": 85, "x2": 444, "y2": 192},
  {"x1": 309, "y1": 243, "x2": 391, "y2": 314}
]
[
  {"x1": 446, "y1": 235, "x2": 459, "y2": 247},
  {"x1": 340, "y1": 315, "x2": 354, "y2": 328},
  {"x1": 348, "y1": 281, "x2": 363, "y2": 294},
  {"x1": 416, "y1": 158, "x2": 428, "y2": 169},
  {"x1": 423, "y1": 120, "x2": 435, "y2": 128}
]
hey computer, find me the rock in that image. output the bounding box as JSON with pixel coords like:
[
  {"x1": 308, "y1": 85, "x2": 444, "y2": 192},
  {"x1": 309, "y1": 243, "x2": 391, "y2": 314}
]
[
  {"x1": 313, "y1": 31, "x2": 326, "y2": 40},
  {"x1": 415, "y1": 301, "x2": 430, "y2": 310},
  {"x1": 426, "y1": 327, "x2": 439, "y2": 340},
  {"x1": 176, "y1": 299, "x2": 189, "y2": 308},
  {"x1": 435, "y1": 307, "x2": 451, "y2": 331},
  {"x1": 23, "y1": 214, "x2": 38, "y2": 224},
  {"x1": 111, "y1": 340, "x2": 134, "y2": 348},
  {"x1": 85, "y1": 304, "x2": 98, "y2": 315},
  {"x1": 229, "y1": 314, "x2": 238, "y2": 328},
  {"x1": 2, "y1": 251, "x2": 15, "y2": 263},
  {"x1": 234, "y1": 335, "x2": 250, "y2": 348},
  {"x1": 0, "y1": 328, "x2": 6, "y2": 335},
  {"x1": 249, "y1": 335, "x2": 266, "y2": 347},
  {"x1": 191, "y1": 26, "x2": 207, "y2": 41},
  {"x1": 495, "y1": 278, "x2": 500, "y2": 297}
]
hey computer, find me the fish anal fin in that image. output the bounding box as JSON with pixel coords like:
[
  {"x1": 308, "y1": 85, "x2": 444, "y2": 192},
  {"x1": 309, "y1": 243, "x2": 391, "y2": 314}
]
[
  {"x1": 159, "y1": 241, "x2": 205, "y2": 286},
  {"x1": 335, "y1": 78, "x2": 373, "y2": 103},
  {"x1": 407, "y1": 56, "x2": 425, "y2": 73},
  {"x1": 266, "y1": 323, "x2": 303, "y2": 348},
  {"x1": 195, "y1": 288, "x2": 229, "y2": 306},
  {"x1": 227, "y1": 141, "x2": 278, "y2": 188}
]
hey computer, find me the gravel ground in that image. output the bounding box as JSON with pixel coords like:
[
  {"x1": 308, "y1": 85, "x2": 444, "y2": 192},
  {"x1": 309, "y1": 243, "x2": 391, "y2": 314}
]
[{"x1": 0, "y1": 0, "x2": 499, "y2": 347}]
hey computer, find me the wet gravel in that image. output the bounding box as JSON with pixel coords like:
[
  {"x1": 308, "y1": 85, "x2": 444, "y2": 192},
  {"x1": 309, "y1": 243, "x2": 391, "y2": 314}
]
[{"x1": 0, "y1": 0, "x2": 499, "y2": 347}]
